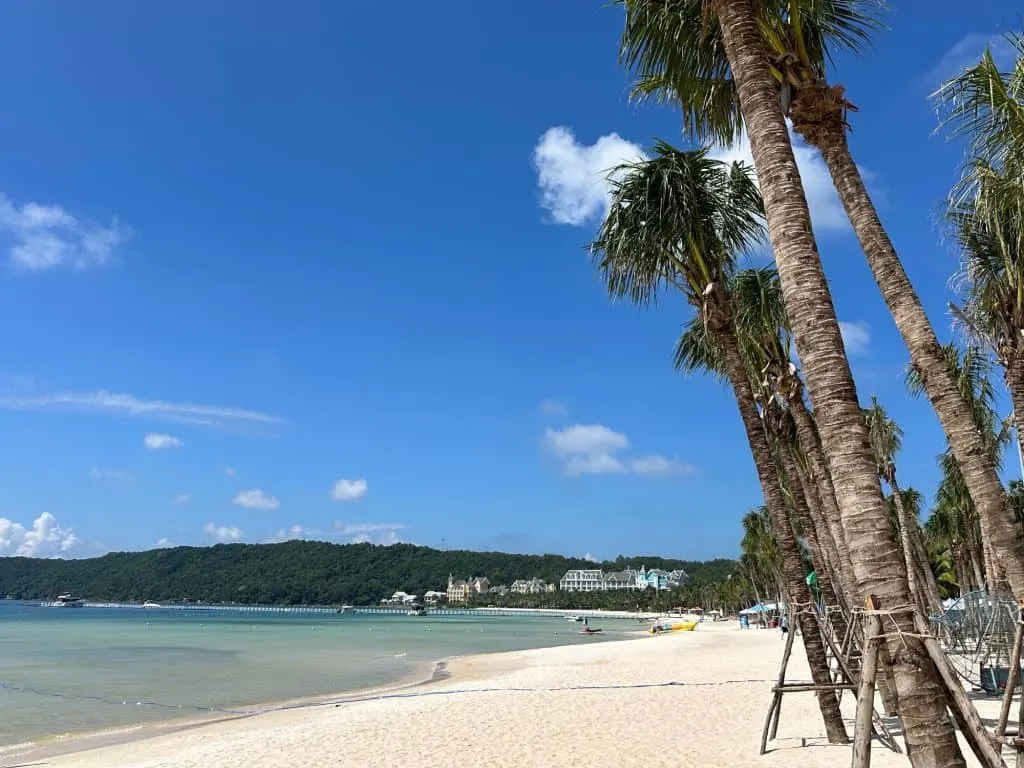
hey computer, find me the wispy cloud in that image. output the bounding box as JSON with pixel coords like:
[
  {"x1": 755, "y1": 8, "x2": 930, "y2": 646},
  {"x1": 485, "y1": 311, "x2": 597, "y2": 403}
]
[
  {"x1": 224, "y1": 467, "x2": 237, "y2": 477},
  {"x1": 839, "y1": 320, "x2": 871, "y2": 357},
  {"x1": 331, "y1": 478, "x2": 368, "y2": 502},
  {"x1": 543, "y1": 424, "x2": 695, "y2": 477},
  {"x1": 927, "y1": 32, "x2": 1017, "y2": 85},
  {"x1": 233, "y1": 489, "x2": 280, "y2": 511},
  {"x1": 144, "y1": 432, "x2": 182, "y2": 451},
  {"x1": 173, "y1": 493, "x2": 192, "y2": 505},
  {"x1": 0, "y1": 195, "x2": 130, "y2": 271},
  {"x1": 0, "y1": 512, "x2": 79, "y2": 557},
  {"x1": 270, "y1": 521, "x2": 407, "y2": 546},
  {"x1": 0, "y1": 390, "x2": 281, "y2": 427},
  {"x1": 89, "y1": 466, "x2": 135, "y2": 483},
  {"x1": 539, "y1": 399, "x2": 568, "y2": 417},
  {"x1": 204, "y1": 522, "x2": 242, "y2": 542}
]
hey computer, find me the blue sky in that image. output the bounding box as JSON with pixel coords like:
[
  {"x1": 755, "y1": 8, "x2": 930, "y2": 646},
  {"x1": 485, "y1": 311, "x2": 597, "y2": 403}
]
[{"x1": 0, "y1": 1, "x2": 1017, "y2": 561}]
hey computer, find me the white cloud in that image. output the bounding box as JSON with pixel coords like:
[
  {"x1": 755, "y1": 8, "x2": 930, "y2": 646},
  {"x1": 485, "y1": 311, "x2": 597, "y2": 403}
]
[
  {"x1": 224, "y1": 467, "x2": 237, "y2": 477},
  {"x1": 204, "y1": 522, "x2": 242, "y2": 542},
  {"x1": 839, "y1": 320, "x2": 871, "y2": 357},
  {"x1": 331, "y1": 478, "x2": 368, "y2": 502},
  {"x1": 583, "y1": 552, "x2": 599, "y2": 563},
  {"x1": 232, "y1": 489, "x2": 280, "y2": 511},
  {"x1": 0, "y1": 390, "x2": 281, "y2": 427},
  {"x1": 707, "y1": 130, "x2": 851, "y2": 234},
  {"x1": 545, "y1": 424, "x2": 629, "y2": 458},
  {"x1": 628, "y1": 454, "x2": 697, "y2": 476},
  {"x1": 927, "y1": 33, "x2": 1017, "y2": 84},
  {"x1": 144, "y1": 432, "x2": 182, "y2": 451},
  {"x1": 533, "y1": 124, "x2": 860, "y2": 236},
  {"x1": 543, "y1": 424, "x2": 694, "y2": 478},
  {"x1": 0, "y1": 512, "x2": 79, "y2": 557},
  {"x1": 89, "y1": 466, "x2": 134, "y2": 483},
  {"x1": 270, "y1": 521, "x2": 407, "y2": 546},
  {"x1": 333, "y1": 521, "x2": 407, "y2": 535},
  {"x1": 0, "y1": 195, "x2": 130, "y2": 271},
  {"x1": 156, "y1": 537, "x2": 174, "y2": 548},
  {"x1": 539, "y1": 399, "x2": 568, "y2": 417},
  {"x1": 173, "y1": 493, "x2": 192, "y2": 505},
  {"x1": 532, "y1": 126, "x2": 647, "y2": 226}
]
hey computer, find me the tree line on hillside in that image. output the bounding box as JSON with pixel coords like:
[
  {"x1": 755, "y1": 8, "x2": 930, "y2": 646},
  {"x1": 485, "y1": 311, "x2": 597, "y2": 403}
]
[{"x1": 0, "y1": 540, "x2": 736, "y2": 606}]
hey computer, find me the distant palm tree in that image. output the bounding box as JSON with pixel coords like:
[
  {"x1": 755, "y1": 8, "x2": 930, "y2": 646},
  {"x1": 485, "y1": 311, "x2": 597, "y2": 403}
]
[
  {"x1": 863, "y1": 397, "x2": 942, "y2": 614},
  {"x1": 591, "y1": 143, "x2": 847, "y2": 743}
]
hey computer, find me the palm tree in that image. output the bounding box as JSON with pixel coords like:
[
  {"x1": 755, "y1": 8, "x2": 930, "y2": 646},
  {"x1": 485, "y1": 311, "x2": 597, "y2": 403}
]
[
  {"x1": 616, "y1": 4, "x2": 967, "y2": 758},
  {"x1": 591, "y1": 142, "x2": 848, "y2": 743},
  {"x1": 907, "y1": 343, "x2": 1011, "y2": 589},
  {"x1": 620, "y1": 0, "x2": 1024, "y2": 615},
  {"x1": 863, "y1": 397, "x2": 942, "y2": 614},
  {"x1": 674, "y1": 275, "x2": 854, "y2": 613},
  {"x1": 727, "y1": 266, "x2": 859, "y2": 603}
]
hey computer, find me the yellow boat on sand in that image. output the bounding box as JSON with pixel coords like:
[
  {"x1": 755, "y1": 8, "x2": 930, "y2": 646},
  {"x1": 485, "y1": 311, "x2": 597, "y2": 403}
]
[{"x1": 649, "y1": 620, "x2": 698, "y2": 634}]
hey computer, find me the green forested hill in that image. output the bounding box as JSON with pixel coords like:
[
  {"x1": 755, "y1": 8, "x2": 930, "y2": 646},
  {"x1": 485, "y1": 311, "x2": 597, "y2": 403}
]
[{"x1": 0, "y1": 541, "x2": 736, "y2": 605}]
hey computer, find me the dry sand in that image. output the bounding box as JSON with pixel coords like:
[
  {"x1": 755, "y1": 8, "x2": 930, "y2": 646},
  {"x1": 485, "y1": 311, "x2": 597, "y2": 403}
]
[{"x1": 19, "y1": 622, "x2": 1012, "y2": 767}]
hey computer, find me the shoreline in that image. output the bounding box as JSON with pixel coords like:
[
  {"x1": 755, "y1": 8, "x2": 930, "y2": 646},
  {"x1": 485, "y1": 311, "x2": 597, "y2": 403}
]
[
  {"x1": 32, "y1": 622, "x2": 1014, "y2": 768},
  {"x1": 0, "y1": 657, "x2": 451, "y2": 765},
  {"x1": 1, "y1": 621, "x2": 642, "y2": 766}
]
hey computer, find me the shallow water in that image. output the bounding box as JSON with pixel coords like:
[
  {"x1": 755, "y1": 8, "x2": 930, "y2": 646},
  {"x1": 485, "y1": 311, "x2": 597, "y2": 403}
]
[{"x1": 0, "y1": 601, "x2": 635, "y2": 746}]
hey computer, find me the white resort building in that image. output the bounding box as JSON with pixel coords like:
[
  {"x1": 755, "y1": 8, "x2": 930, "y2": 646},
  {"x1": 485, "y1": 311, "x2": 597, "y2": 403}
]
[{"x1": 559, "y1": 569, "x2": 605, "y2": 592}]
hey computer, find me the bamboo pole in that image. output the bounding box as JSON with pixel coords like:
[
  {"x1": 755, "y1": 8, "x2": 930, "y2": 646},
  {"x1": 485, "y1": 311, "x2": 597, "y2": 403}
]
[
  {"x1": 998, "y1": 615, "x2": 1024, "y2": 738},
  {"x1": 853, "y1": 598, "x2": 882, "y2": 768},
  {"x1": 760, "y1": 618, "x2": 797, "y2": 754},
  {"x1": 912, "y1": 612, "x2": 1007, "y2": 768}
]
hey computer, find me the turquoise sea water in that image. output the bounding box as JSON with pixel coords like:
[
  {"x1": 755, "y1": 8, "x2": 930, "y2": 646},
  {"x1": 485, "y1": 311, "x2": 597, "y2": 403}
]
[{"x1": 0, "y1": 601, "x2": 636, "y2": 748}]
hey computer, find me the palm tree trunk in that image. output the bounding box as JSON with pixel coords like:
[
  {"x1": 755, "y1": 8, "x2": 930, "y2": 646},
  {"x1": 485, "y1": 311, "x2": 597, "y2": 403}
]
[
  {"x1": 777, "y1": 438, "x2": 843, "y2": 611},
  {"x1": 891, "y1": 481, "x2": 942, "y2": 616},
  {"x1": 813, "y1": 124, "x2": 1024, "y2": 603},
  {"x1": 792, "y1": 456, "x2": 847, "y2": 610},
  {"x1": 710, "y1": 2, "x2": 966, "y2": 764},
  {"x1": 788, "y1": 396, "x2": 858, "y2": 601},
  {"x1": 908, "y1": 508, "x2": 945, "y2": 612},
  {"x1": 713, "y1": 321, "x2": 848, "y2": 744}
]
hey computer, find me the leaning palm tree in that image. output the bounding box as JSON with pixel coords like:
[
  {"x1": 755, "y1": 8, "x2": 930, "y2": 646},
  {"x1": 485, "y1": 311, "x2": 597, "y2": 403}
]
[
  {"x1": 591, "y1": 142, "x2": 847, "y2": 743},
  {"x1": 863, "y1": 397, "x2": 942, "y2": 614},
  {"x1": 907, "y1": 342, "x2": 1011, "y2": 589},
  {"x1": 620, "y1": 0, "x2": 1024, "y2": 619},
  {"x1": 727, "y1": 266, "x2": 858, "y2": 603}
]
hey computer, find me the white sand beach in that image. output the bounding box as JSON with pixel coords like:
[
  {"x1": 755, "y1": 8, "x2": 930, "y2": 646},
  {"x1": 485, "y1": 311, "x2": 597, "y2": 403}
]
[{"x1": 28, "y1": 622, "x2": 1007, "y2": 767}]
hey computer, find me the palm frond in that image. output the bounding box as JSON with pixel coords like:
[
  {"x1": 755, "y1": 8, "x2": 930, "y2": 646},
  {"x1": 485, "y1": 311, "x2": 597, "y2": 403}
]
[{"x1": 589, "y1": 141, "x2": 765, "y2": 307}]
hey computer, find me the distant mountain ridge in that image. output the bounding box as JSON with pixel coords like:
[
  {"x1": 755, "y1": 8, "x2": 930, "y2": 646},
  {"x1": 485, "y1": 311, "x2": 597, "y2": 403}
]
[{"x1": 0, "y1": 540, "x2": 736, "y2": 605}]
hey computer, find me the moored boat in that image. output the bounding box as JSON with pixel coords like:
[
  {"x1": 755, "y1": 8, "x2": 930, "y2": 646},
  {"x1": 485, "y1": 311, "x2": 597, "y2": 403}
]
[{"x1": 51, "y1": 594, "x2": 85, "y2": 608}]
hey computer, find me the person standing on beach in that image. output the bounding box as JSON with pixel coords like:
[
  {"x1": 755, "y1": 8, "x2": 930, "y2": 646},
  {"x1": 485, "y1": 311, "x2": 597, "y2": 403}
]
[{"x1": 780, "y1": 614, "x2": 788, "y2": 638}]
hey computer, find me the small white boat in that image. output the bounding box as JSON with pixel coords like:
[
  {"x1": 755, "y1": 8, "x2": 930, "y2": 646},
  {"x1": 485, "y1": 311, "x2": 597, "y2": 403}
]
[
  {"x1": 143, "y1": 601, "x2": 161, "y2": 609},
  {"x1": 566, "y1": 615, "x2": 584, "y2": 622},
  {"x1": 407, "y1": 605, "x2": 427, "y2": 616},
  {"x1": 51, "y1": 594, "x2": 85, "y2": 608},
  {"x1": 337, "y1": 605, "x2": 355, "y2": 614}
]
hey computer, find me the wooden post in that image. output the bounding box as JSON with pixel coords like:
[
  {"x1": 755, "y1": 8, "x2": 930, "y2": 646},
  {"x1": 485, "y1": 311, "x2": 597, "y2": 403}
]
[
  {"x1": 761, "y1": 618, "x2": 797, "y2": 754},
  {"x1": 998, "y1": 612, "x2": 1024, "y2": 738},
  {"x1": 1017, "y1": 659, "x2": 1024, "y2": 768},
  {"x1": 912, "y1": 612, "x2": 1007, "y2": 768},
  {"x1": 852, "y1": 597, "x2": 882, "y2": 768}
]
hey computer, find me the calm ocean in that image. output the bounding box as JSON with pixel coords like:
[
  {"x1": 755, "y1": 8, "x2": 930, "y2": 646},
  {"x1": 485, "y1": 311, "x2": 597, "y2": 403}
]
[{"x1": 0, "y1": 601, "x2": 636, "y2": 748}]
